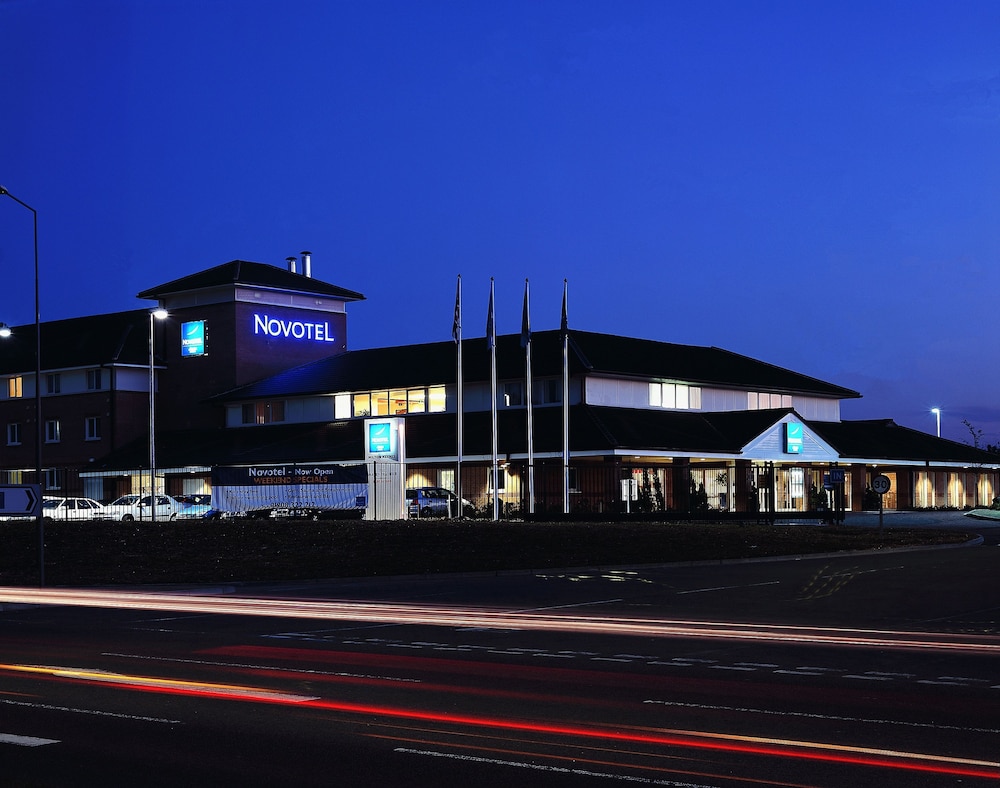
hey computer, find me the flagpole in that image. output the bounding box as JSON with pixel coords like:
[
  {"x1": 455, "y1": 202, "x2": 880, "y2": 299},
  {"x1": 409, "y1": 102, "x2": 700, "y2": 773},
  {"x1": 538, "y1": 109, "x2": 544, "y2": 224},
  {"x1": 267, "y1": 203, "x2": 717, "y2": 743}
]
[
  {"x1": 453, "y1": 275, "x2": 463, "y2": 518},
  {"x1": 561, "y1": 279, "x2": 570, "y2": 515},
  {"x1": 488, "y1": 278, "x2": 499, "y2": 521},
  {"x1": 521, "y1": 279, "x2": 534, "y2": 516}
]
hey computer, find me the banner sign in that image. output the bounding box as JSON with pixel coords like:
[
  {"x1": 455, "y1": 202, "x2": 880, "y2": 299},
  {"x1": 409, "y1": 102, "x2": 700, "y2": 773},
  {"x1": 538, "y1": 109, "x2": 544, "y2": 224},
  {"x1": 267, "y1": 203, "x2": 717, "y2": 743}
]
[
  {"x1": 211, "y1": 463, "x2": 368, "y2": 514},
  {"x1": 181, "y1": 320, "x2": 207, "y2": 357}
]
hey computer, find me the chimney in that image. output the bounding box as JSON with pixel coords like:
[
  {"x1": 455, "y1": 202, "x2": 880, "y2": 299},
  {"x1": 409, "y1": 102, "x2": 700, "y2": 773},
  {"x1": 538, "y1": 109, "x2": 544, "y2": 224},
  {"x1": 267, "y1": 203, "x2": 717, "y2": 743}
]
[
  {"x1": 286, "y1": 255, "x2": 298, "y2": 274},
  {"x1": 301, "y1": 250, "x2": 312, "y2": 278}
]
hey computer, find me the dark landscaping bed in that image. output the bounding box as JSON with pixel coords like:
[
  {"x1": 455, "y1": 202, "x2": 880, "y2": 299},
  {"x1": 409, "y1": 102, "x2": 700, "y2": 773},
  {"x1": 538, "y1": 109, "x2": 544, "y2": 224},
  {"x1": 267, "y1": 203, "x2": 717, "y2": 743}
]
[{"x1": 0, "y1": 519, "x2": 975, "y2": 587}]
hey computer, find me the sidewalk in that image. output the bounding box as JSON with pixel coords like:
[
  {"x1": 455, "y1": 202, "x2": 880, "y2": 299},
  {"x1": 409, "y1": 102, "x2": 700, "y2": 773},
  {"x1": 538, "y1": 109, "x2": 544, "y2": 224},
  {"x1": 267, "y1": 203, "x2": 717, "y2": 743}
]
[{"x1": 843, "y1": 509, "x2": 992, "y2": 529}]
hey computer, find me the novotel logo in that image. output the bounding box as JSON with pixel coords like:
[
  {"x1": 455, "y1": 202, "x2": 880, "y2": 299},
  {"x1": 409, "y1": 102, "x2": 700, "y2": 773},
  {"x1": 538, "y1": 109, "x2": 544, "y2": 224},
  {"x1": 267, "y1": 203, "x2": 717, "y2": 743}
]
[{"x1": 253, "y1": 313, "x2": 336, "y2": 343}]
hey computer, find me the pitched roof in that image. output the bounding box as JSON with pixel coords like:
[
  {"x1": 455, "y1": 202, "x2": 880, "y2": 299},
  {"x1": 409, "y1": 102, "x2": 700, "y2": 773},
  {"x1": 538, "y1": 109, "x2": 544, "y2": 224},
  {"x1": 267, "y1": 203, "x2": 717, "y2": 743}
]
[
  {"x1": 809, "y1": 419, "x2": 998, "y2": 465},
  {"x1": 0, "y1": 310, "x2": 151, "y2": 374},
  {"x1": 212, "y1": 329, "x2": 859, "y2": 402},
  {"x1": 137, "y1": 260, "x2": 366, "y2": 302},
  {"x1": 90, "y1": 407, "x2": 999, "y2": 472}
]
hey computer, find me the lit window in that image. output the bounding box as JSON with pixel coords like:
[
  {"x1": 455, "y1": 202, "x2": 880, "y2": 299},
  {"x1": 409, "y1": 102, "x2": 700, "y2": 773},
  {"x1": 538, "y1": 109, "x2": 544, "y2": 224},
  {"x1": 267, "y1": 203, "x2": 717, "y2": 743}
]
[
  {"x1": 662, "y1": 384, "x2": 676, "y2": 409},
  {"x1": 407, "y1": 388, "x2": 426, "y2": 413},
  {"x1": 45, "y1": 420, "x2": 60, "y2": 443},
  {"x1": 353, "y1": 393, "x2": 371, "y2": 417},
  {"x1": 487, "y1": 467, "x2": 507, "y2": 492},
  {"x1": 649, "y1": 383, "x2": 661, "y2": 407},
  {"x1": 651, "y1": 383, "x2": 701, "y2": 410},
  {"x1": 676, "y1": 384, "x2": 689, "y2": 409},
  {"x1": 6, "y1": 423, "x2": 21, "y2": 446},
  {"x1": 334, "y1": 393, "x2": 351, "y2": 420},
  {"x1": 85, "y1": 416, "x2": 101, "y2": 440},
  {"x1": 428, "y1": 386, "x2": 446, "y2": 413},
  {"x1": 7, "y1": 376, "x2": 23, "y2": 399},
  {"x1": 389, "y1": 389, "x2": 407, "y2": 415},
  {"x1": 371, "y1": 391, "x2": 389, "y2": 416}
]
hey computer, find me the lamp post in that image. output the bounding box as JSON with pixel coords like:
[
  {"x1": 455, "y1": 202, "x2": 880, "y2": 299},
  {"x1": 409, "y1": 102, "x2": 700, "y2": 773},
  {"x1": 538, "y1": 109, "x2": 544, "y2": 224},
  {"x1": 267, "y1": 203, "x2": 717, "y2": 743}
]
[
  {"x1": 931, "y1": 407, "x2": 941, "y2": 439},
  {"x1": 0, "y1": 185, "x2": 43, "y2": 586},
  {"x1": 149, "y1": 308, "x2": 168, "y2": 523}
]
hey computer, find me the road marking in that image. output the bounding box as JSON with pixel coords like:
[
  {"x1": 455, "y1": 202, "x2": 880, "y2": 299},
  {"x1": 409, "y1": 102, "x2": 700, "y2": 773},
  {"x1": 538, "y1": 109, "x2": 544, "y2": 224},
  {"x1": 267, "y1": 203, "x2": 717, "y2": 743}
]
[
  {"x1": 0, "y1": 698, "x2": 180, "y2": 724},
  {"x1": 676, "y1": 580, "x2": 779, "y2": 595},
  {"x1": 104, "y1": 652, "x2": 421, "y2": 684},
  {"x1": 394, "y1": 747, "x2": 715, "y2": 786},
  {"x1": 0, "y1": 733, "x2": 58, "y2": 747}
]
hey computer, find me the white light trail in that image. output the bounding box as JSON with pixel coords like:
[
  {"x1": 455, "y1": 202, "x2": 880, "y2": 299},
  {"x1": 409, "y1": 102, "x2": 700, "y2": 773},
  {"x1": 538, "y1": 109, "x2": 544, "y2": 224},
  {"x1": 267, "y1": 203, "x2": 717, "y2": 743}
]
[{"x1": 2, "y1": 587, "x2": 999, "y2": 653}]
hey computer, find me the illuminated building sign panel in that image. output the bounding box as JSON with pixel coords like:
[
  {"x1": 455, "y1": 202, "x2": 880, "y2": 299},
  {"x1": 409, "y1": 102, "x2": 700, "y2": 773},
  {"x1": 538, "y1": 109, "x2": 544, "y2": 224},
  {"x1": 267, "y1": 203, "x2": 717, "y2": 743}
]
[
  {"x1": 181, "y1": 320, "x2": 207, "y2": 357},
  {"x1": 253, "y1": 313, "x2": 336, "y2": 343},
  {"x1": 784, "y1": 422, "x2": 803, "y2": 454}
]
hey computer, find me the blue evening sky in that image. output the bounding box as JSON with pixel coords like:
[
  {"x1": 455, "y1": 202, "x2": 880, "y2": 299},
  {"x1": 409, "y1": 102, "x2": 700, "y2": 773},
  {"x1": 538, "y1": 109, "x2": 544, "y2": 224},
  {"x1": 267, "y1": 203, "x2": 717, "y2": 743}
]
[{"x1": 1, "y1": 1, "x2": 998, "y2": 443}]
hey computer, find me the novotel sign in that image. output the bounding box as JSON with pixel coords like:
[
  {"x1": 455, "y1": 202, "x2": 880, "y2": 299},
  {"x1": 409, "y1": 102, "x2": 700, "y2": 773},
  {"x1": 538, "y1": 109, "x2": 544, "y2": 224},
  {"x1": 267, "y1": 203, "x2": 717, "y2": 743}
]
[{"x1": 253, "y1": 313, "x2": 336, "y2": 343}]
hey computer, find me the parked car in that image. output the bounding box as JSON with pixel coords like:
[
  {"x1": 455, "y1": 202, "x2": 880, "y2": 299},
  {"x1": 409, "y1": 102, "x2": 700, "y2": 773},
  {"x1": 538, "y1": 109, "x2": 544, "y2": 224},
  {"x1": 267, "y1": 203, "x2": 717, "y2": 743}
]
[
  {"x1": 99, "y1": 494, "x2": 187, "y2": 522},
  {"x1": 39, "y1": 496, "x2": 105, "y2": 522},
  {"x1": 176, "y1": 494, "x2": 212, "y2": 507},
  {"x1": 406, "y1": 487, "x2": 469, "y2": 518}
]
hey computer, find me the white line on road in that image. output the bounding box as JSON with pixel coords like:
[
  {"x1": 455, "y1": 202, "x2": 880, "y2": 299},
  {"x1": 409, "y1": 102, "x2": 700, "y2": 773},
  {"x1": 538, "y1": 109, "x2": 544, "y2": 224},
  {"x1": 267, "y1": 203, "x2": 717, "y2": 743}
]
[
  {"x1": 394, "y1": 747, "x2": 717, "y2": 786},
  {"x1": 676, "y1": 581, "x2": 779, "y2": 595},
  {"x1": 0, "y1": 698, "x2": 180, "y2": 724},
  {"x1": 0, "y1": 733, "x2": 59, "y2": 747}
]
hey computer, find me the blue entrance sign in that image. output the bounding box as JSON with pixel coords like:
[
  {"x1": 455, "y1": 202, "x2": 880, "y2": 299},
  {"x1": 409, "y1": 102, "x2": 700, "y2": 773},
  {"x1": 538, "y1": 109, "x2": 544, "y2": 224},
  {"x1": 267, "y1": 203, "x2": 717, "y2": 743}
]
[{"x1": 784, "y1": 422, "x2": 803, "y2": 454}]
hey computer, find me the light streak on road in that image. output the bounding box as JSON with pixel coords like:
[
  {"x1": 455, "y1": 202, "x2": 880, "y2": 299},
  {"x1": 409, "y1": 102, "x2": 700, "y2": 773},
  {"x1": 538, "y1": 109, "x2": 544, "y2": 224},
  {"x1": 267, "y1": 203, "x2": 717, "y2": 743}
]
[
  {"x1": 0, "y1": 660, "x2": 997, "y2": 781},
  {"x1": 0, "y1": 662, "x2": 318, "y2": 703},
  {"x1": 2, "y1": 586, "x2": 1000, "y2": 653}
]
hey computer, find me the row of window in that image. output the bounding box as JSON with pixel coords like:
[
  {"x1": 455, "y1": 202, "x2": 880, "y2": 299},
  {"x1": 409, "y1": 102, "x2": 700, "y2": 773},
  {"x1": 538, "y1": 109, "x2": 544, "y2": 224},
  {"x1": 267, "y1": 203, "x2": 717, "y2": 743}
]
[
  {"x1": 239, "y1": 386, "x2": 449, "y2": 425},
  {"x1": 649, "y1": 382, "x2": 702, "y2": 410},
  {"x1": 6, "y1": 417, "x2": 101, "y2": 445},
  {"x1": 5, "y1": 370, "x2": 105, "y2": 399},
  {"x1": 237, "y1": 381, "x2": 570, "y2": 426},
  {"x1": 748, "y1": 391, "x2": 793, "y2": 410}
]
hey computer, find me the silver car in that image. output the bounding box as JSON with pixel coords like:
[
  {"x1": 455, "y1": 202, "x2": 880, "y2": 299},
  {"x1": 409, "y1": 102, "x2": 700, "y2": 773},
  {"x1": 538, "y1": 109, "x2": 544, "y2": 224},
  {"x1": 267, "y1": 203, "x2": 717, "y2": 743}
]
[
  {"x1": 99, "y1": 494, "x2": 186, "y2": 522},
  {"x1": 41, "y1": 496, "x2": 106, "y2": 522}
]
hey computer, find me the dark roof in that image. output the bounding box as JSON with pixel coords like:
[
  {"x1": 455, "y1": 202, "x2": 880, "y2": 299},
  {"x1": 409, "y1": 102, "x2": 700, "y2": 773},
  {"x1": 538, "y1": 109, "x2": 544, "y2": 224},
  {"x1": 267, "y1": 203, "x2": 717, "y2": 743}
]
[
  {"x1": 213, "y1": 329, "x2": 859, "y2": 402},
  {"x1": 89, "y1": 420, "x2": 366, "y2": 471},
  {"x1": 809, "y1": 419, "x2": 998, "y2": 465},
  {"x1": 91, "y1": 407, "x2": 999, "y2": 472},
  {"x1": 137, "y1": 260, "x2": 366, "y2": 302},
  {"x1": 0, "y1": 310, "x2": 150, "y2": 374}
]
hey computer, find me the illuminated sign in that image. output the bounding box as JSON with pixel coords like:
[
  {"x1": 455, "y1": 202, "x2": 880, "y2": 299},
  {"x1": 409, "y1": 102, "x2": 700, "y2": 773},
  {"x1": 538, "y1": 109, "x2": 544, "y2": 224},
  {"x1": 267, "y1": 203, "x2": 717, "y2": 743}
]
[
  {"x1": 181, "y1": 320, "x2": 206, "y2": 357},
  {"x1": 364, "y1": 418, "x2": 404, "y2": 462},
  {"x1": 368, "y1": 422, "x2": 394, "y2": 454},
  {"x1": 784, "y1": 422, "x2": 803, "y2": 454},
  {"x1": 253, "y1": 313, "x2": 336, "y2": 343}
]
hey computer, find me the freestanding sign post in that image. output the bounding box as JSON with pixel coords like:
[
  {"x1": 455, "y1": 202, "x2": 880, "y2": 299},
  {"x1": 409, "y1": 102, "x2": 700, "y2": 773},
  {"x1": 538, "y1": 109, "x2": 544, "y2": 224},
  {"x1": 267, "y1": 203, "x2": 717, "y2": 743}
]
[
  {"x1": 0, "y1": 484, "x2": 42, "y2": 518},
  {"x1": 871, "y1": 474, "x2": 891, "y2": 532}
]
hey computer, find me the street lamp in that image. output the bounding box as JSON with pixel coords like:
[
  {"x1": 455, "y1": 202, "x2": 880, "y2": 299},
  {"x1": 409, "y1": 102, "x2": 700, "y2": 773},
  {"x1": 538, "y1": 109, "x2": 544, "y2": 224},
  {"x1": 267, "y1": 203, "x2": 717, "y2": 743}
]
[
  {"x1": 0, "y1": 185, "x2": 43, "y2": 586},
  {"x1": 0, "y1": 323, "x2": 11, "y2": 338},
  {"x1": 931, "y1": 407, "x2": 941, "y2": 438},
  {"x1": 149, "y1": 308, "x2": 168, "y2": 523}
]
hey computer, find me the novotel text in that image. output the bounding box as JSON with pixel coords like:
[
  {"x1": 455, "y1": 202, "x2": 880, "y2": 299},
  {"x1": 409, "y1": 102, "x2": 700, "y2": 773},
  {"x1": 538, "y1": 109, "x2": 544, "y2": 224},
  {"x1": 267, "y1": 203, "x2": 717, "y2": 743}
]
[{"x1": 253, "y1": 313, "x2": 336, "y2": 343}]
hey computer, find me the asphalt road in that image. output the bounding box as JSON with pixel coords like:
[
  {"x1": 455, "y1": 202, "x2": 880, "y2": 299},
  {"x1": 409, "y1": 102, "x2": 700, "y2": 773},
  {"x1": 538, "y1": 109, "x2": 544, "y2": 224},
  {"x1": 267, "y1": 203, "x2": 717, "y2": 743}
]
[{"x1": 1, "y1": 514, "x2": 998, "y2": 786}]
